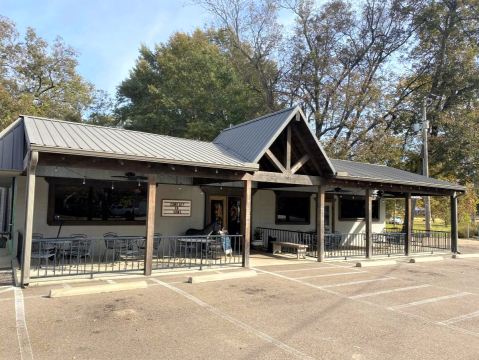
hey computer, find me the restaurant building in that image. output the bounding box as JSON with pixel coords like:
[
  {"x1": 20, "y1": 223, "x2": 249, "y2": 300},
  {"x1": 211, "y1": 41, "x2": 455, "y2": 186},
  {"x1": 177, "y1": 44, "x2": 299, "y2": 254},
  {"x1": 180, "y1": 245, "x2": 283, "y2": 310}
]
[{"x1": 0, "y1": 107, "x2": 465, "y2": 286}]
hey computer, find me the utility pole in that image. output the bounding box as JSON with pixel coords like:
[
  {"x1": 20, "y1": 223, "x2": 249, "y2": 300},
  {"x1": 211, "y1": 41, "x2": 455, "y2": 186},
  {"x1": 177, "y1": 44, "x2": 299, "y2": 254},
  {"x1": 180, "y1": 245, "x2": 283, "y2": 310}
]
[{"x1": 422, "y1": 98, "x2": 431, "y2": 232}]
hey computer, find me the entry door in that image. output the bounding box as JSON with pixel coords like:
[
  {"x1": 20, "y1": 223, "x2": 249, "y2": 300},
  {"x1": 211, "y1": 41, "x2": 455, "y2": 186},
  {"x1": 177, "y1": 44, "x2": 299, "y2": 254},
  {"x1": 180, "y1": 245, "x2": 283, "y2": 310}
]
[{"x1": 324, "y1": 203, "x2": 332, "y2": 233}]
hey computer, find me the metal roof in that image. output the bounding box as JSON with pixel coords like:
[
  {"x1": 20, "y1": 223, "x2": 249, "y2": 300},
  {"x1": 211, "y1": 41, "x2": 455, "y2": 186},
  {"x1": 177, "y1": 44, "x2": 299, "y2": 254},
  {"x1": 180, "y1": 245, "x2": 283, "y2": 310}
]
[
  {"x1": 20, "y1": 116, "x2": 258, "y2": 171},
  {"x1": 331, "y1": 159, "x2": 465, "y2": 191},
  {"x1": 213, "y1": 106, "x2": 336, "y2": 174}
]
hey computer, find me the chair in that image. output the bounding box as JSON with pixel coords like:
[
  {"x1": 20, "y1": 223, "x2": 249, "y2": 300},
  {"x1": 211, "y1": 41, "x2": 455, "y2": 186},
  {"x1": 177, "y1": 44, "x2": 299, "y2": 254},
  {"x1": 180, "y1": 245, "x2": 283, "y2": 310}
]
[
  {"x1": 31, "y1": 238, "x2": 56, "y2": 269},
  {"x1": 67, "y1": 234, "x2": 91, "y2": 263}
]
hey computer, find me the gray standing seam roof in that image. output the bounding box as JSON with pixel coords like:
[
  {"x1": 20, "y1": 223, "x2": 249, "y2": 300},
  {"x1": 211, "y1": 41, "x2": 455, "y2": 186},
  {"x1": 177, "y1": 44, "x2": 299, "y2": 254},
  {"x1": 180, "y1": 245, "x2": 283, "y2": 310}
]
[
  {"x1": 331, "y1": 159, "x2": 465, "y2": 191},
  {"x1": 21, "y1": 116, "x2": 258, "y2": 171},
  {"x1": 213, "y1": 106, "x2": 336, "y2": 174},
  {"x1": 0, "y1": 111, "x2": 465, "y2": 193}
]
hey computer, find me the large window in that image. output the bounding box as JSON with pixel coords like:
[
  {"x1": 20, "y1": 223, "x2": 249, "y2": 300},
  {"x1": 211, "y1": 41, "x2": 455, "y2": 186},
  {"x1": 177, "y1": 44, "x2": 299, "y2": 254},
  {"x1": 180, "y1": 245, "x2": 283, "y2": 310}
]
[
  {"x1": 339, "y1": 197, "x2": 379, "y2": 220},
  {"x1": 47, "y1": 178, "x2": 147, "y2": 225},
  {"x1": 275, "y1": 192, "x2": 310, "y2": 224}
]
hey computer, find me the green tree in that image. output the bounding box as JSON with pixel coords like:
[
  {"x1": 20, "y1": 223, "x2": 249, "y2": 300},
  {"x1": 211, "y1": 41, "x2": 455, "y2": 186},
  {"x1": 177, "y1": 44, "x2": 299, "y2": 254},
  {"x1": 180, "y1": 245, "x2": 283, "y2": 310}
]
[
  {"x1": 0, "y1": 16, "x2": 100, "y2": 130},
  {"x1": 117, "y1": 30, "x2": 267, "y2": 140}
]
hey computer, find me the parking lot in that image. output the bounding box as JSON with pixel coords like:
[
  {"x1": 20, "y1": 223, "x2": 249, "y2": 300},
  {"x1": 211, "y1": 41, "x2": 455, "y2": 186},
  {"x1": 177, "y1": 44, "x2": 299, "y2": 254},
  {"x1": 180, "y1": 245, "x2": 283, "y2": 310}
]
[{"x1": 1, "y1": 250, "x2": 479, "y2": 359}]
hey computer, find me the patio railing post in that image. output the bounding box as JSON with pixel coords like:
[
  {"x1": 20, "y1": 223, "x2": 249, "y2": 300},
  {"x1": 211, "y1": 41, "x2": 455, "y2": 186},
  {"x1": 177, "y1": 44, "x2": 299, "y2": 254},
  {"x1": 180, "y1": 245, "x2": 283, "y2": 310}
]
[
  {"x1": 20, "y1": 151, "x2": 38, "y2": 287},
  {"x1": 242, "y1": 179, "x2": 252, "y2": 268},
  {"x1": 316, "y1": 185, "x2": 325, "y2": 262},
  {"x1": 144, "y1": 175, "x2": 157, "y2": 276},
  {"x1": 365, "y1": 188, "x2": 372, "y2": 259},
  {"x1": 404, "y1": 193, "x2": 412, "y2": 256},
  {"x1": 450, "y1": 192, "x2": 458, "y2": 254}
]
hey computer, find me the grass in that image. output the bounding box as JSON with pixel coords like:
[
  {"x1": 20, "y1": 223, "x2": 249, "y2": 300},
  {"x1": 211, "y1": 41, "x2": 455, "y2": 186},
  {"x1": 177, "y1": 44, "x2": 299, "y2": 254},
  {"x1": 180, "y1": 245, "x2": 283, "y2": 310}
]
[{"x1": 385, "y1": 216, "x2": 451, "y2": 232}]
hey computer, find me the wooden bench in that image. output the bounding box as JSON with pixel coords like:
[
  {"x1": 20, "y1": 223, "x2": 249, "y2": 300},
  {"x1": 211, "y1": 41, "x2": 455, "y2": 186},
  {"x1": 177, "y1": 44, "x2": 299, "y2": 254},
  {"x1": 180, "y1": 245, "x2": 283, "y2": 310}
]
[{"x1": 272, "y1": 241, "x2": 308, "y2": 259}]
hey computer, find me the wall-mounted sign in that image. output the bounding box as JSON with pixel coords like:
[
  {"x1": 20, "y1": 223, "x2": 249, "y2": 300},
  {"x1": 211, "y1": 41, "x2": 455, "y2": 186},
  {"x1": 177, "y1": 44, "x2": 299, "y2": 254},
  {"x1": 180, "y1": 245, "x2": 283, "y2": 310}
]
[{"x1": 161, "y1": 200, "x2": 191, "y2": 217}]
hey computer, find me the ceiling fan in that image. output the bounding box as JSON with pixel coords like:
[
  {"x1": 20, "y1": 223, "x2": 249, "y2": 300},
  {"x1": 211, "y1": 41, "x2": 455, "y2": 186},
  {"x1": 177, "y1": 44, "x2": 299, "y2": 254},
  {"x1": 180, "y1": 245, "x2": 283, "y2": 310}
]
[{"x1": 111, "y1": 172, "x2": 148, "y2": 181}]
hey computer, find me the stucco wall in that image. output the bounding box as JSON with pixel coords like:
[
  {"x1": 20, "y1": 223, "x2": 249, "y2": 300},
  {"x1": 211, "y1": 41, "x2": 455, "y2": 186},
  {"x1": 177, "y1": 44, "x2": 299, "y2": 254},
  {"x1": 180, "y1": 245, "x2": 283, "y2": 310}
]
[
  {"x1": 12, "y1": 177, "x2": 386, "y2": 247},
  {"x1": 13, "y1": 176, "x2": 205, "y2": 239},
  {"x1": 251, "y1": 189, "x2": 386, "y2": 235}
]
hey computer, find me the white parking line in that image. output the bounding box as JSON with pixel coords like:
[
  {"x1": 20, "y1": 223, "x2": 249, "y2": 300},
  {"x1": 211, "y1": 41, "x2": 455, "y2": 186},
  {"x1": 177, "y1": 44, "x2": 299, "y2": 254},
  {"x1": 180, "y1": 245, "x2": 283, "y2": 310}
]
[
  {"x1": 274, "y1": 266, "x2": 344, "y2": 273},
  {"x1": 439, "y1": 310, "x2": 479, "y2": 325},
  {"x1": 349, "y1": 284, "x2": 432, "y2": 299},
  {"x1": 14, "y1": 288, "x2": 34, "y2": 360},
  {"x1": 150, "y1": 278, "x2": 315, "y2": 360},
  {"x1": 319, "y1": 277, "x2": 394, "y2": 289},
  {"x1": 389, "y1": 292, "x2": 472, "y2": 310},
  {"x1": 296, "y1": 271, "x2": 366, "y2": 280}
]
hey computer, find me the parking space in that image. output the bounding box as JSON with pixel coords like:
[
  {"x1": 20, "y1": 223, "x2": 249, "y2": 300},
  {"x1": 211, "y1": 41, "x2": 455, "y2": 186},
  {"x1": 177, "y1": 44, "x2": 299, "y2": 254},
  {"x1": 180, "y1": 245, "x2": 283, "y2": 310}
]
[{"x1": 3, "y1": 254, "x2": 479, "y2": 359}]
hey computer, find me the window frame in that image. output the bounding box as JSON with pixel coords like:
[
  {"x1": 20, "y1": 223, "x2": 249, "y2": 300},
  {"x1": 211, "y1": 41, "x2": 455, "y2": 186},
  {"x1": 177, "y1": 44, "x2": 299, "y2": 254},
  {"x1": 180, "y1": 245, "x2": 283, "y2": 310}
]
[
  {"x1": 275, "y1": 191, "x2": 311, "y2": 225},
  {"x1": 338, "y1": 196, "x2": 380, "y2": 221},
  {"x1": 46, "y1": 178, "x2": 147, "y2": 226}
]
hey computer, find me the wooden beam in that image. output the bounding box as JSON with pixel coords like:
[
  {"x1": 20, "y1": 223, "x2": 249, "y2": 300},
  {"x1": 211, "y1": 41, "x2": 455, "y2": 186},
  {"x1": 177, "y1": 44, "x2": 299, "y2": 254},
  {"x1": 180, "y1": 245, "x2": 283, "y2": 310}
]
[
  {"x1": 265, "y1": 149, "x2": 286, "y2": 174},
  {"x1": 317, "y1": 186, "x2": 325, "y2": 262},
  {"x1": 242, "y1": 179, "x2": 252, "y2": 268},
  {"x1": 144, "y1": 175, "x2": 157, "y2": 276},
  {"x1": 290, "y1": 154, "x2": 310, "y2": 175},
  {"x1": 38, "y1": 153, "x2": 247, "y2": 182},
  {"x1": 450, "y1": 193, "x2": 458, "y2": 253},
  {"x1": 286, "y1": 125, "x2": 292, "y2": 170},
  {"x1": 325, "y1": 177, "x2": 460, "y2": 197},
  {"x1": 21, "y1": 151, "x2": 39, "y2": 287},
  {"x1": 405, "y1": 193, "x2": 412, "y2": 256},
  {"x1": 244, "y1": 171, "x2": 321, "y2": 186},
  {"x1": 365, "y1": 188, "x2": 372, "y2": 259}
]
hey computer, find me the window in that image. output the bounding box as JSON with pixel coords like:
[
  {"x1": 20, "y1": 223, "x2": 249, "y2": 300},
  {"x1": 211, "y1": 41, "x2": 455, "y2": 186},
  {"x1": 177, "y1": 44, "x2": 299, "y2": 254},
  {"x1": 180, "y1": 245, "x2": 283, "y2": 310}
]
[
  {"x1": 339, "y1": 197, "x2": 379, "y2": 220},
  {"x1": 47, "y1": 178, "x2": 147, "y2": 225},
  {"x1": 275, "y1": 192, "x2": 310, "y2": 224}
]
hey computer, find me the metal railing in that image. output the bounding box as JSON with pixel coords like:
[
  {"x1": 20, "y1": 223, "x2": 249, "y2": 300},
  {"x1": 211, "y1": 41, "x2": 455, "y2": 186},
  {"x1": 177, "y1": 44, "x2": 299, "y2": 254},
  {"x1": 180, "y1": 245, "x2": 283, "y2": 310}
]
[
  {"x1": 152, "y1": 235, "x2": 243, "y2": 270},
  {"x1": 412, "y1": 230, "x2": 450, "y2": 254},
  {"x1": 372, "y1": 232, "x2": 405, "y2": 256},
  {"x1": 30, "y1": 234, "x2": 243, "y2": 278},
  {"x1": 256, "y1": 228, "x2": 316, "y2": 256},
  {"x1": 325, "y1": 233, "x2": 366, "y2": 259},
  {"x1": 256, "y1": 227, "x2": 367, "y2": 259}
]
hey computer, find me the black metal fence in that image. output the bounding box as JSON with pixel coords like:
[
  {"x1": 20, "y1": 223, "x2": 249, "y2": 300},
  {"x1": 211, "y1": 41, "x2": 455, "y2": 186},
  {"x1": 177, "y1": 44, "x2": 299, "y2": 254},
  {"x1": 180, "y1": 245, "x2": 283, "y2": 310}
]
[
  {"x1": 30, "y1": 234, "x2": 243, "y2": 279},
  {"x1": 372, "y1": 232, "x2": 405, "y2": 256},
  {"x1": 256, "y1": 228, "x2": 316, "y2": 256},
  {"x1": 412, "y1": 230, "x2": 450, "y2": 253},
  {"x1": 152, "y1": 235, "x2": 243, "y2": 270},
  {"x1": 256, "y1": 227, "x2": 451, "y2": 259},
  {"x1": 325, "y1": 233, "x2": 366, "y2": 259}
]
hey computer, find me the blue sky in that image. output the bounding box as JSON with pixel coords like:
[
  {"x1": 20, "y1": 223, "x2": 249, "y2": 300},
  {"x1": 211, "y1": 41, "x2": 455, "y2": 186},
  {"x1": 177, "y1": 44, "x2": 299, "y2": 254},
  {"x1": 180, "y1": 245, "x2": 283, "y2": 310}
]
[{"x1": 2, "y1": 1, "x2": 214, "y2": 95}]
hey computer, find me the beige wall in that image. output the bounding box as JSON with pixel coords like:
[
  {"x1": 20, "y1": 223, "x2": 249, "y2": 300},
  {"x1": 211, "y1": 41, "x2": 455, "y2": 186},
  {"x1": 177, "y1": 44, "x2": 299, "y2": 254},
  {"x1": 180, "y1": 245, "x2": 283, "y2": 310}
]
[
  {"x1": 251, "y1": 189, "x2": 386, "y2": 236},
  {"x1": 13, "y1": 177, "x2": 205, "y2": 240},
  {"x1": 12, "y1": 177, "x2": 386, "y2": 248}
]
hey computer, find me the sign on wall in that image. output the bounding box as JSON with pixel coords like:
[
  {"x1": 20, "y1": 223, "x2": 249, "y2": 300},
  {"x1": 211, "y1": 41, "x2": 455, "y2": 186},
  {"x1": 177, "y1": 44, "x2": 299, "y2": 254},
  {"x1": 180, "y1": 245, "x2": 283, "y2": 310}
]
[{"x1": 161, "y1": 200, "x2": 191, "y2": 217}]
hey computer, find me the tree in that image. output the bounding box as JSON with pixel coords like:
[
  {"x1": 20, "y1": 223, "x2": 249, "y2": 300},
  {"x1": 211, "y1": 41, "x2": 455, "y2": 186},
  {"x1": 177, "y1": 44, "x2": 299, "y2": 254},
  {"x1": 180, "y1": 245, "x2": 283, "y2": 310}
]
[
  {"x1": 196, "y1": 0, "x2": 283, "y2": 110},
  {"x1": 117, "y1": 30, "x2": 267, "y2": 140},
  {"x1": 0, "y1": 16, "x2": 99, "y2": 130},
  {"x1": 282, "y1": 0, "x2": 419, "y2": 160}
]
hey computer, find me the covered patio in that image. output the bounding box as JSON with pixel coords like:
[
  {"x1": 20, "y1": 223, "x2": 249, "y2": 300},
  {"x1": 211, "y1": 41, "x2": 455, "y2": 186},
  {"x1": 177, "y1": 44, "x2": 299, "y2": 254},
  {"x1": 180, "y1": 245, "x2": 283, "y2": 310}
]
[{"x1": 0, "y1": 107, "x2": 465, "y2": 285}]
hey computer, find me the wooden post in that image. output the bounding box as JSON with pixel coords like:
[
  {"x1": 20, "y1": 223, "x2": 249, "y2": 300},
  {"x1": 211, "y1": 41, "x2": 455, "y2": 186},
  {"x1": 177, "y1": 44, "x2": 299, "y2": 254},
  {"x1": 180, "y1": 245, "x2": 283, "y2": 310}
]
[
  {"x1": 316, "y1": 186, "x2": 325, "y2": 262},
  {"x1": 242, "y1": 179, "x2": 252, "y2": 268},
  {"x1": 405, "y1": 193, "x2": 412, "y2": 256},
  {"x1": 20, "y1": 151, "x2": 38, "y2": 287},
  {"x1": 144, "y1": 175, "x2": 157, "y2": 276},
  {"x1": 450, "y1": 193, "x2": 458, "y2": 254},
  {"x1": 365, "y1": 189, "x2": 373, "y2": 259}
]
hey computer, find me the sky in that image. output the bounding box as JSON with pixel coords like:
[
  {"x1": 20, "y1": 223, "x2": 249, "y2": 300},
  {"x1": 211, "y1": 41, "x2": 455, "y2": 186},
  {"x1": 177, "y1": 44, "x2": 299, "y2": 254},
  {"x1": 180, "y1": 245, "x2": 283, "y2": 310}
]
[{"x1": 1, "y1": 0, "x2": 214, "y2": 95}]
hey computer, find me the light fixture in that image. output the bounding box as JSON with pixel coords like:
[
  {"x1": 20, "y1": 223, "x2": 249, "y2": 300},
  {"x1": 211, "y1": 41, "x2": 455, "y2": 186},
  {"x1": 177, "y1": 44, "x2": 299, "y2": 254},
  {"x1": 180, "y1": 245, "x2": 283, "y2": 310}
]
[
  {"x1": 137, "y1": 180, "x2": 141, "y2": 187},
  {"x1": 111, "y1": 182, "x2": 115, "y2": 190},
  {"x1": 82, "y1": 177, "x2": 86, "y2": 185},
  {"x1": 194, "y1": 167, "x2": 198, "y2": 173},
  {"x1": 215, "y1": 169, "x2": 219, "y2": 174},
  {"x1": 54, "y1": 166, "x2": 58, "y2": 173},
  {"x1": 171, "y1": 166, "x2": 175, "y2": 171}
]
